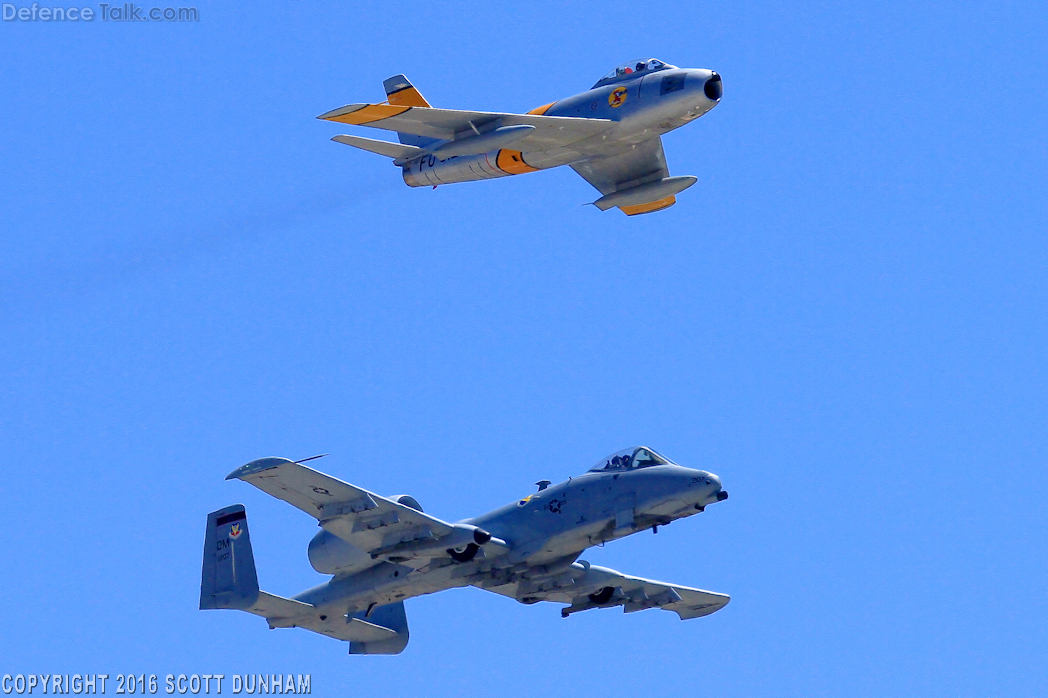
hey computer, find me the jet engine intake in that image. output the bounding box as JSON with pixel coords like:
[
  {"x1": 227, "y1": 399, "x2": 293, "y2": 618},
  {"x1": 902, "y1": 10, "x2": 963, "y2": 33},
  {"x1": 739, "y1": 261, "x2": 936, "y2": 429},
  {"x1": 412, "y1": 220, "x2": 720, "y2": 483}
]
[{"x1": 703, "y1": 73, "x2": 723, "y2": 101}]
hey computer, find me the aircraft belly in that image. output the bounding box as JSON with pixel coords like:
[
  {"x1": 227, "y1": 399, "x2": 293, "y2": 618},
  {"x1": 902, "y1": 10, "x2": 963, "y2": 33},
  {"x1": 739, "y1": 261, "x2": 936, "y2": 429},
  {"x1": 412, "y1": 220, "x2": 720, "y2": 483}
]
[
  {"x1": 520, "y1": 149, "x2": 586, "y2": 169},
  {"x1": 528, "y1": 529, "x2": 600, "y2": 563},
  {"x1": 299, "y1": 561, "x2": 472, "y2": 615},
  {"x1": 403, "y1": 152, "x2": 506, "y2": 186},
  {"x1": 645, "y1": 498, "x2": 691, "y2": 517}
]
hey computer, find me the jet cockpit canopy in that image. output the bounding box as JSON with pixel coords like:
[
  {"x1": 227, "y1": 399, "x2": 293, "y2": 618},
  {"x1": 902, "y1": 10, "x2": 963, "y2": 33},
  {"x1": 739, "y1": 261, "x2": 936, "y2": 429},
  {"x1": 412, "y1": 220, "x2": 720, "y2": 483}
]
[
  {"x1": 593, "y1": 58, "x2": 676, "y2": 88},
  {"x1": 588, "y1": 446, "x2": 675, "y2": 472}
]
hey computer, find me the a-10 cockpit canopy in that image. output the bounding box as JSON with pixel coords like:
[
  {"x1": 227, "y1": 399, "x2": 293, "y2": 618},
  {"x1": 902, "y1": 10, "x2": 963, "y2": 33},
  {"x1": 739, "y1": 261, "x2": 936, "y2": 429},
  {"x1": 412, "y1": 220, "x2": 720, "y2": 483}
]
[
  {"x1": 593, "y1": 59, "x2": 677, "y2": 88},
  {"x1": 589, "y1": 446, "x2": 676, "y2": 473}
]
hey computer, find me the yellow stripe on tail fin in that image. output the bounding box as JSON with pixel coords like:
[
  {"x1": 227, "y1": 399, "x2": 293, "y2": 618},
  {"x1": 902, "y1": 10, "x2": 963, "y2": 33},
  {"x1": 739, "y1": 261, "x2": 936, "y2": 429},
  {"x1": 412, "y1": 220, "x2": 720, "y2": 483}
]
[
  {"x1": 383, "y1": 74, "x2": 431, "y2": 108},
  {"x1": 380, "y1": 74, "x2": 436, "y2": 147}
]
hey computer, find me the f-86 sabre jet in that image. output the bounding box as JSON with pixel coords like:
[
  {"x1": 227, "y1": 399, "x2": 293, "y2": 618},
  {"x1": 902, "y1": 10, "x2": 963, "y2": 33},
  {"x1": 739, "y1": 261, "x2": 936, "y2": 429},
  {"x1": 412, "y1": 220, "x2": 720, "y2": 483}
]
[
  {"x1": 318, "y1": 59, "x2": 723, "y2": 215},
  {"x1": 200, "y1": 446, "x2": 730, "y2": 655}
]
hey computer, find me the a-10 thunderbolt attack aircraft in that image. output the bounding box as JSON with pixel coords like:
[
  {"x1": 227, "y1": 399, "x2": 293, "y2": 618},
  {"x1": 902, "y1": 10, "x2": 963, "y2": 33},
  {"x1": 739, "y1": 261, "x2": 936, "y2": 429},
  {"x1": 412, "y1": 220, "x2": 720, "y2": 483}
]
[
  {"x1": 318, "y1": 59, "x2": 723, "y2": 215},
  {"x1": 200, "y1": 446, "x2": 730, "y2": 654}
]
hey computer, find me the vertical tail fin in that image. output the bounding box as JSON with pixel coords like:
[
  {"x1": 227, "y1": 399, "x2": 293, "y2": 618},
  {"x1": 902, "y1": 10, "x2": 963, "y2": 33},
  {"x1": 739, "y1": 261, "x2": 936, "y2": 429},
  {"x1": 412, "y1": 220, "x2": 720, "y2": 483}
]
[
  {"x1": 383, "y1": 74, "x2": 430, "y2": 108},
  {"x1": 199, "y1": 504, "x2": 410, "y2": 652},
  {"x1": 348, "y1": 602, "x2": 410, "y2": 655},
  {"x1": 200, "y1": 505, "x2": 260, "y2": 610},
  {"x1": 382, "y1": 74, "x2": 438, "y2": 149}
]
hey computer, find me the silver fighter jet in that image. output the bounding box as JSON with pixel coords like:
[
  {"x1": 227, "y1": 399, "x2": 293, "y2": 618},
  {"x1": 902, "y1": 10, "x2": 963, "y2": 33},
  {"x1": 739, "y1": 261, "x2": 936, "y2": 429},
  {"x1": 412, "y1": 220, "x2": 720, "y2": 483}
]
[
  {"x1": 319, "y1": 59, "x2": 723, "y2": 215},
  {"x1": 200, "y1": 446, "x2": 730, "y2": 654}
]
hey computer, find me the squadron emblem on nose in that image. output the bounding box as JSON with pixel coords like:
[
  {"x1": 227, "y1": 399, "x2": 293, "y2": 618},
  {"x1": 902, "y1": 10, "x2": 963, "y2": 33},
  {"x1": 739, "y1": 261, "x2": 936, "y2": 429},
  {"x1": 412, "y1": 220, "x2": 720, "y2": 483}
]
[{"x1": 609, "y1": 86, "x2": 628, "y2": 108}]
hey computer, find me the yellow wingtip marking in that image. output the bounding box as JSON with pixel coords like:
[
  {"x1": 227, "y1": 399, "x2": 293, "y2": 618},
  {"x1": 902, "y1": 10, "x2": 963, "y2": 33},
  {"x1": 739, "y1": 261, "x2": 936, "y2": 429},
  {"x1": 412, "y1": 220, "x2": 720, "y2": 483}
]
[
  {"x1": 620, "y1": 195, "x2": 676, "y2": 216},
  {"x1": 319, "y1": 104, "x2": 411, "y2": 125}
]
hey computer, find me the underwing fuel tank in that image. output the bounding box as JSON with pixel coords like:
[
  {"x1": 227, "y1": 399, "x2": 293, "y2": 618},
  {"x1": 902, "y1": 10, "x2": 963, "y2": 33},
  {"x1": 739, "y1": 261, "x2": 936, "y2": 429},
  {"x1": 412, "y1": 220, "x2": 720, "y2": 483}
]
[
  {"x1": 592, "y1": 176, "x2": 698, "y2": 211},
  {"x1": 403, "y1": 148, "x2": 539, "y2": 187}
]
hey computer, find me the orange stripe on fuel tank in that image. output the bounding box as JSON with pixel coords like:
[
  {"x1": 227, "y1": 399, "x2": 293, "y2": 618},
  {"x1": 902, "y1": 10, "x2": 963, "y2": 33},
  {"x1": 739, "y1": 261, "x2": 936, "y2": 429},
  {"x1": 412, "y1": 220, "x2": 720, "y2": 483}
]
[
  {"x1": 496, "y1": 149, "x2": 539, "y2": 175},
  {"x1": 320, "y1": 104, "x2": 412, "y2": 125},
  {"x1": 526, "y1": 102, "x2": 555, "y2": 115},
  {"x1": 387, "y1": 86, "x2": 431, "y2": 108},
  {"x1": 619, "y1": 195, "x2": 676, "y2": 216}
]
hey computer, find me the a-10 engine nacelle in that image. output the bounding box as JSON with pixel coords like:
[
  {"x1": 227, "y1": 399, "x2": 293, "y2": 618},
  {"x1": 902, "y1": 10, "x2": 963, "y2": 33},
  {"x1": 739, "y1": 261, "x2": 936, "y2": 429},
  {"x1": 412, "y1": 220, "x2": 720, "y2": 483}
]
[
  {"x1": 308, "y1": 529, "x2": 371, "y2": 575},
  {"x1": 307, "y1": 493, "x2": 497, "y2": 574}
]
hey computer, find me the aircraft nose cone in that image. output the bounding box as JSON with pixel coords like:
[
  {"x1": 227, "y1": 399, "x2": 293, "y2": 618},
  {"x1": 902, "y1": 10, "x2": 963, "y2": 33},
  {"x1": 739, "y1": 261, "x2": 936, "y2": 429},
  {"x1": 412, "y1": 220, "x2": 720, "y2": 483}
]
[
  {"x1": 704, "y1": 73, "x2": 723, "y2": 101},
  {"x1": 703, "y1": 472, "x2": 728, "y2": 504}
]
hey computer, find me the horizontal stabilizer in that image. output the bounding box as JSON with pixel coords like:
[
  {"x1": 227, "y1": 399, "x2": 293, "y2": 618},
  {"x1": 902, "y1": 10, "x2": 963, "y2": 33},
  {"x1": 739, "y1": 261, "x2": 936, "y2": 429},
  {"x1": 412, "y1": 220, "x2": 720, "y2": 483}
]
[
  {"x1": 331, "y1": 134, "x2": 422, "y2": 161},
  {"x1": 349, "y1": 602, "x2": 409, "y2": 655},
  {"x1": 246, "y1": 599, "x2": 407, "y2": 646},
  {"x1": 246, "y1": 591, "x2": 315, "y2": 622},
  {"x1": 238, "y1": 592, "x2": 408, "y2": 648}
]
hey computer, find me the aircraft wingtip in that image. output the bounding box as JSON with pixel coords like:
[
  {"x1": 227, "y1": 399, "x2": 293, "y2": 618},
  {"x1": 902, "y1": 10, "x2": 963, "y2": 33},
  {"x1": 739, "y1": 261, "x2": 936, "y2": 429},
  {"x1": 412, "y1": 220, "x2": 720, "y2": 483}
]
[
  {"x1": 226, "y1": 457, "x2": 294, "y2": 480},
  {"x1": 317, "y1": 104, "x2": 367, "y2": 121}
]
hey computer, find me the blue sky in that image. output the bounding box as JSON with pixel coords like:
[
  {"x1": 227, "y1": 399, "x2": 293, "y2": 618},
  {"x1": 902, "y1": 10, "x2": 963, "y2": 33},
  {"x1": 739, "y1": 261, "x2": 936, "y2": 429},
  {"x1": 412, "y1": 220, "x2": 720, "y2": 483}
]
[{"x1": 1, "y1": 1, "x2": 1046, "y2": 695}]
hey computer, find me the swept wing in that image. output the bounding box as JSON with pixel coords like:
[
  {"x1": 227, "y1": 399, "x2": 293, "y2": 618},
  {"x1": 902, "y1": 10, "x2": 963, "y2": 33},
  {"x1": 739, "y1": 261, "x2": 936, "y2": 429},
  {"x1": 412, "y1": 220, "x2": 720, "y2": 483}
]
[
  {"x1": 571, "y1": 137, "x2": 669, "y2": 194},
  {"x1": 318, "y1": 103, "x2": 613, "y2": 154},
  {"x1": 225, "y1": 458, "x2": 499, "y2": 564},
  {"x1": 477, "y1": 560, "x2": 730, "y2": 620},
  {"x1": 570, "y1": 137, "x2": 695, "y2": 215}
]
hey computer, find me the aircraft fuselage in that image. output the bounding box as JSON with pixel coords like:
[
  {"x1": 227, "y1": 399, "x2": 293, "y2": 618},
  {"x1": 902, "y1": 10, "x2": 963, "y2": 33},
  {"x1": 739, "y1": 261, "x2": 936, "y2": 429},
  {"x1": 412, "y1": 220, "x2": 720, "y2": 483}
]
[
  {"x1": 401, "y1": 68, "x2": 722, "y2": 187},
  {"x1": 296, "y1": 462, "x2": 726, "y2": 615}
]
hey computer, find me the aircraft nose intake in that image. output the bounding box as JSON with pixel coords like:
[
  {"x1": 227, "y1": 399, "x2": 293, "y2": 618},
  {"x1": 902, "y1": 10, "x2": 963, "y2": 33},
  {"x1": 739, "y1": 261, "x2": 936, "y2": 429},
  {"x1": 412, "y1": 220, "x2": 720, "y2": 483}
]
[{"x1": 704, "y1": 73, "x2": 723, "y2": 101}]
